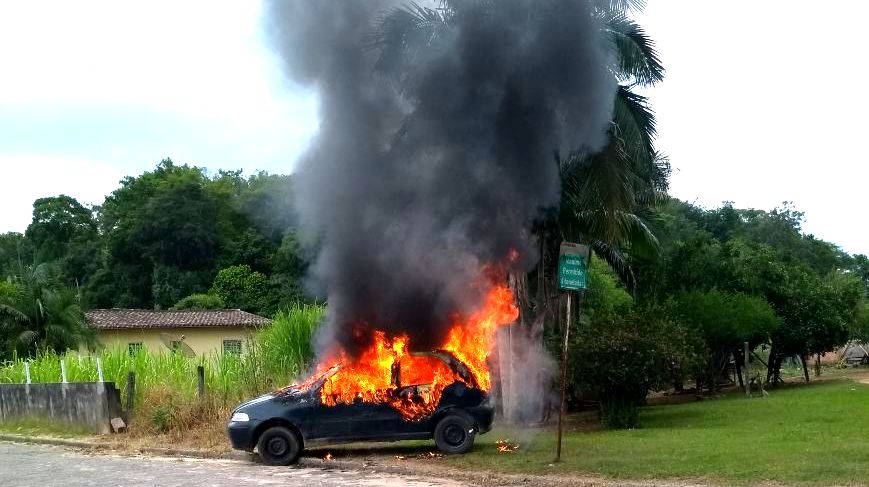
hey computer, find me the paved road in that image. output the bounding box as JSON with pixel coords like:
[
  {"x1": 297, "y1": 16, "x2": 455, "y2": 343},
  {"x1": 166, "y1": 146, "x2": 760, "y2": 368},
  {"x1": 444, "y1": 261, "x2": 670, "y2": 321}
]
[{"x1": 0, "y1": 441, "x2": 470, "y2": 487}]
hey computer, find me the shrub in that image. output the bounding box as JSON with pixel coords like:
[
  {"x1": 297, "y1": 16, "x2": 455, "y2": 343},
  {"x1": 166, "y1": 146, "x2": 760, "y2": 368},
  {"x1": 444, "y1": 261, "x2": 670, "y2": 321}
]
[
  {"x1": 210, "y1": 265, "x2": 269, "y2": 313},
  {"x1": 851, "y1": 303, "x2": 869, "y2": 342},
  {"x1": 670, "y1": 290, "x2": 780, "y2": 390},
  {"x1": 150, "y1": 403, "x2": 174, "y2": 433},
  {"x1": 571, "y1": 308, "x2": 696, "y2": 429},
  {"x1": 171, "y1": 293, "x2": 226, "y2": 310}
]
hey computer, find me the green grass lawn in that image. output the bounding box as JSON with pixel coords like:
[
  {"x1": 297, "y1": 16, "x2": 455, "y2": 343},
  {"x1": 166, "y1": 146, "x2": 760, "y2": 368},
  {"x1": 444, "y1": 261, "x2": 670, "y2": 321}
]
[{"x1": 438, "y1": 380, "x2": 869, "y2": 485}]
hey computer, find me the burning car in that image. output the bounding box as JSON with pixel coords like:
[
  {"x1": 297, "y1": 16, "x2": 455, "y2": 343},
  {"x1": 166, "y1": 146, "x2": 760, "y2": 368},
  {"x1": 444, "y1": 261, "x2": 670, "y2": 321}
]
[{"x1": 227, "y1": 350, "x2": 493, "y2": 465}]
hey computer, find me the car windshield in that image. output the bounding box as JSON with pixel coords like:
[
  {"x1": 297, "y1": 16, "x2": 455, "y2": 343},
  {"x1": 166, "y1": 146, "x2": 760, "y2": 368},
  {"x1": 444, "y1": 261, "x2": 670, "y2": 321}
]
[{"x1": 281, "y1": 350, "x2": 474, "y2": 400}]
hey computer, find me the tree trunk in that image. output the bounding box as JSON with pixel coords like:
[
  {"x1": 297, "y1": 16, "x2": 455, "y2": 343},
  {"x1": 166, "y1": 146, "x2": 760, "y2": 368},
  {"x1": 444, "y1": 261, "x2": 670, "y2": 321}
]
[
  {"x1": 814, "y1": 353, "x2": 821, "y2": 377},
  {"x1": 801, "y1": 354, "x2": 810, "y2": 382},
  {"x1": 735, "y1": 360, "x2": 744, "y2": 389},
  {"x1": 766, "y1": 342, "x2": 777, "y2": 385}
]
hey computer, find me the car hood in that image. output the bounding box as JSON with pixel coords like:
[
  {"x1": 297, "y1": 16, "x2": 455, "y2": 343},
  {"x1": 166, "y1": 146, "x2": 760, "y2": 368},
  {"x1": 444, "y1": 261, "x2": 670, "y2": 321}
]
[{"x1": 234, "y1": 393, "x2": 277, "y2": 412}]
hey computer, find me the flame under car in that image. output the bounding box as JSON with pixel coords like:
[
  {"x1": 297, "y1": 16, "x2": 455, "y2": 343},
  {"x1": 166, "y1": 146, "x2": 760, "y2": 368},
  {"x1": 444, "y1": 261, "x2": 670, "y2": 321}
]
[{"x1": 226, "y1": 351, "x2": 494, "y2": 465}]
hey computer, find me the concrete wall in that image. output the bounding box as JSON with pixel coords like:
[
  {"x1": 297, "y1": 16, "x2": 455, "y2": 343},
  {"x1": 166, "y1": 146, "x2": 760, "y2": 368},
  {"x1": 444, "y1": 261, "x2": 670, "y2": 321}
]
[
  {"x1": 0, "y1": 382, "x2": 123, "y2": 434},
  {"x1": 96, "y1": 327, "x2": 255, "y2": 356}
]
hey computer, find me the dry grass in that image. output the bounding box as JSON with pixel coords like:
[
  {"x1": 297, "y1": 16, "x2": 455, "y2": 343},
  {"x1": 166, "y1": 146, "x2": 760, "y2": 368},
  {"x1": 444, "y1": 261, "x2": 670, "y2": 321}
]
[{"x1": 115, "y1": 387, "x2": 233, "y2": 452}]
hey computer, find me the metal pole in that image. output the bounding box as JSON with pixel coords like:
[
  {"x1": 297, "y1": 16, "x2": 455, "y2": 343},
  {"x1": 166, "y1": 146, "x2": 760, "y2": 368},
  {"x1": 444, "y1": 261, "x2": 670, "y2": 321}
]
[
  {"x1": 556, "y1": 291, "x2": 572, "y2": 462},
  {"x1": 60, "y1": 359, "x2": 67, "y2": 384},
  {"x1": 744, "y1": 342, "x2": 750, "y2": 397},
  {"x1": 96, "y1": 358, "x2": 104, "y2": 383},
  {"x1": 24, "y1": 361, "x2": 30, "y2": 384}
]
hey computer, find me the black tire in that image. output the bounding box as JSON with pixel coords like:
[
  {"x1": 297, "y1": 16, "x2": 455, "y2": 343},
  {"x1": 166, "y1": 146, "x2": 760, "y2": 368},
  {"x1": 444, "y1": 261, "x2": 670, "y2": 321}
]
[
  {"x1": 434, "y1": 413, "x2": 476, "y2": 454},
  {"x1": 256, "y1": 426, "x2": 302, "y2": 466}
]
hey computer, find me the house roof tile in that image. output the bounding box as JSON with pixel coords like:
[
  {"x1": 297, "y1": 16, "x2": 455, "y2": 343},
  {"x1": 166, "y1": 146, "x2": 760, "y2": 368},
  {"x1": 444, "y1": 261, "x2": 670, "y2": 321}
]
[{"x1": 85, "y1": 309, "x2": 270, "y2": 330}]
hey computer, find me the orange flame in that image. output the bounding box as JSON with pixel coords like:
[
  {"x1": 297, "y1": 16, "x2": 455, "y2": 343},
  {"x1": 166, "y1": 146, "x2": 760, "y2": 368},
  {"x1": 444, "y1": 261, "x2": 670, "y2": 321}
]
[
  {"x1": 496, "y1": 439, "x2": 519, "y2": 453},
  {"x1": 286, "y1": 268, "x2": 518, "y2": 421}
]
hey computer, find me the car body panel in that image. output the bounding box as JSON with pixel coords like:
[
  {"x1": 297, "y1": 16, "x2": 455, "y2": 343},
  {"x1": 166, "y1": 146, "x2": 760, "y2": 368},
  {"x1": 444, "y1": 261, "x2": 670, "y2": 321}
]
[{"x1": 226, "y1": 352, "x2": 494, "y2": 451}]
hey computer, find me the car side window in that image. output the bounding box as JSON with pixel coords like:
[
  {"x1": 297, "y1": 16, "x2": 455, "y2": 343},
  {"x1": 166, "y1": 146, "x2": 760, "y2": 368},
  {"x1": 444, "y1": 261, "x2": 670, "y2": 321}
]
[{"x1": 398, "y1": 355, "x2": 454, "y2": 388}]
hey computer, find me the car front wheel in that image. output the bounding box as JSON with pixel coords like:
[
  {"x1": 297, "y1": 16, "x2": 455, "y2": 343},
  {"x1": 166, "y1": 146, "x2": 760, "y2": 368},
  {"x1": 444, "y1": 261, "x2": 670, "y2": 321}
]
[
  {"x1": 434, "y1": 413, "x2": 476, "y2": 454},
  {"x1": 256, "y1": 426, "x2": 302, "y2": 466}
]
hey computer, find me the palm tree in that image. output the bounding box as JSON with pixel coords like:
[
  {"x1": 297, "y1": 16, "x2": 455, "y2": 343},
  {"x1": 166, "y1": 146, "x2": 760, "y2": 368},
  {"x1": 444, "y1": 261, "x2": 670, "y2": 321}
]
[
  {"x1": 369, "y1": 0, "x2": 666, "y2": 422},
  {"x1": 0, "y1": 263, "x2": 94, "y2": 358},
  {"x1": 370, "y1": 0, "x2": 666, "y2": 300}
]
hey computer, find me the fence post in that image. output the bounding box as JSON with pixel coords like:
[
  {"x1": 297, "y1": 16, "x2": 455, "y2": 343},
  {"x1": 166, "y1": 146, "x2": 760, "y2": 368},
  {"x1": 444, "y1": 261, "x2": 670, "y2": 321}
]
[
  {"x1": 96, "y1": 358, "x2": 104, "y2": 383},
  {"x1": 60, "y1": 359, "x2": 67, "y2": 384},
  {"x1": 24, "y1": 361, "x2": 30, "y2": 384},
  {"x1": 197, "y1": 365, "x2": 205, "y2": 398},
  {"x1": 125, "y1": 371, "x2": 136, "y2": 419}
]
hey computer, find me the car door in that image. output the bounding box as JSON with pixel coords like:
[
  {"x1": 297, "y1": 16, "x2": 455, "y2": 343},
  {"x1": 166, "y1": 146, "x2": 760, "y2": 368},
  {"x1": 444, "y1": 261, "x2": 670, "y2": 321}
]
[
  {"x1": 308, "y1": 380, "x2": 351, "y2": 439},
  {"x1": 346, "y1": 401, "x2": 401, "y2": 439}
]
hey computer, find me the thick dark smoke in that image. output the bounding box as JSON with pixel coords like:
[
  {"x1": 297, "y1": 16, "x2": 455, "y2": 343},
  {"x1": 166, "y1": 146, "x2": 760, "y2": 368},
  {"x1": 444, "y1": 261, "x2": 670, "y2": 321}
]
[{"x1": 265, "y1": 0, "x2": 616, "y2": 355}]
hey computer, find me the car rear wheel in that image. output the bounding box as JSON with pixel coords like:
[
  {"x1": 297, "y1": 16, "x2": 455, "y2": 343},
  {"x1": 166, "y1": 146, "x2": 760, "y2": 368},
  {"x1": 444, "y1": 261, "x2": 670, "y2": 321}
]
[
  {"x1": 256, "y1": 426, "x2": 302, "y2": 466},
  {"x1": 434, "y1": 413, "x2": 475, "y2": 454}
]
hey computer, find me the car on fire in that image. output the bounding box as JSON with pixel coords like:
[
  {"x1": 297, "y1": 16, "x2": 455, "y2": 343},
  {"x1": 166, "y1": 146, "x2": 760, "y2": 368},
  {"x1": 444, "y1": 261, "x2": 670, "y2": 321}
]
[{"x1": 226, "y1": 350, "x2": 494, "y2": 465}]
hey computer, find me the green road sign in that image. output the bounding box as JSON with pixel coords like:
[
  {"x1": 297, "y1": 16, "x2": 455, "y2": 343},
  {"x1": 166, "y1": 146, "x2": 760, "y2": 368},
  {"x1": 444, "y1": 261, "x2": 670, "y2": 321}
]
[{"x1": 558, "y1": 242, "x2": 589, "y2": 291}]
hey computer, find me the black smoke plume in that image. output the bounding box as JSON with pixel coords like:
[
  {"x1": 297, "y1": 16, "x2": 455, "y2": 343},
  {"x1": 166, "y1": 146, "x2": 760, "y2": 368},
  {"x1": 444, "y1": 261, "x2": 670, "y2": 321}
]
[{"x1": 265, "y1": 0, "x2": 616, "y2": 355}]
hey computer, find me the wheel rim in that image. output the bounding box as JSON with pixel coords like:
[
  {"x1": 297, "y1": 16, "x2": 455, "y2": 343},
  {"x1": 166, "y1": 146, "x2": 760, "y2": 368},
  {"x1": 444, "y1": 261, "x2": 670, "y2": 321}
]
[
  {"x1": 443, "y1": 424, "x2": 466, "y2": 447},
  {"x1": 266, "y1": 436, "x2": 289, "y2": 457}
]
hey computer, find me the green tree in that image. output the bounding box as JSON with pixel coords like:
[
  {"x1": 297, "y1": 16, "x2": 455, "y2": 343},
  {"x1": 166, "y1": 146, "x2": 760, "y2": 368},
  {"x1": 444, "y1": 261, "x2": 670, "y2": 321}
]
[
  {"x1": 25, "y1": 195, "x2": 101, "y2": 287},
  {"x1": 764, "y1": 270, "x2": 862, "y2": 382},
  {"x1": 670, "y1": 290, "x2": 780, "y2": 391},
  {"x1": 172, "y1": 293, "x2": 226, "y2": 310},
  {"x1": 372, "y1": 0, "x2": 667, "y2": 295},
  {"x1": 851, "y1": 303, "x2": 869, "y2": 343},
  {"x1": 90, "y1": 160, "x2": 295, "y2": 309},
  {"x1": 25, "y1": 195, "x2": 97, "y2": 262},
  {"x1": 851, "y1": 254, "x2": 869, "y2": 295},
  {"x1": 210, "y1": 265, "x2": 269, "y2": 314},
  {"x1": 269, "y1": 230, "x2": 308, "y2": 309},
  {"x1": 571, "y1": 307, "x2": 693, "y2": 428},
  {"x1": 0, "y1": 233, "x2": 30, "y2": 279},
  {"x1": 0, "y1": 264, "x2": 94, "y2": 358}
]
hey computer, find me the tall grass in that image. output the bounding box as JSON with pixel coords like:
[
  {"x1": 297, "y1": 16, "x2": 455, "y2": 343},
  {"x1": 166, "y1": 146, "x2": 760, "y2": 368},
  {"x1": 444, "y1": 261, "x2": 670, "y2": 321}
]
[{"x1": 0, "y1": 304, "x2": 324, "y2": 410}]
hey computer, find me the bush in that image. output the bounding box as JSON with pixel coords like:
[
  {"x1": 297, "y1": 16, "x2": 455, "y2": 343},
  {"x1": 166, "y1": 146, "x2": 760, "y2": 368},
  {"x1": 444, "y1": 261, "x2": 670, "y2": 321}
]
[
  {"x1": 850, "y1": 303, "x2": 869, "y2": 342},
  {"x1": 210, "y1": 265, "x2": 269, "y2": 313},
  {"x1": 670, "y1": 290, "x2": 780, "y2": 390},
  {"x1": 171, "y1": 293, "x2": 226, "y2": 310},
  {"x1": 571, "y1": 308, "x2": 696, "y2": 429},
  {"x1": 150, "y1": 403, "x2": 174, "y2": 433}
]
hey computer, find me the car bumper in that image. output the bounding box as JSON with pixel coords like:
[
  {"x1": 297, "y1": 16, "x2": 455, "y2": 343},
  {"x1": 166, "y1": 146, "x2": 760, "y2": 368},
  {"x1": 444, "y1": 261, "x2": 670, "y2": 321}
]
[
  {"x1": 467, "y1": 406, "x2": 494, "y2": 434},
  {"x1": 226, "y1": 420, "x2": 261, "y2": 451}
]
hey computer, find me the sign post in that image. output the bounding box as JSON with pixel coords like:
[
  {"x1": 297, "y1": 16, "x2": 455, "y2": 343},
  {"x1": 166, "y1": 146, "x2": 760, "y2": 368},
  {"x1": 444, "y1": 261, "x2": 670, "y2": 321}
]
[{"x1": 555, "y1": 242, "x2": 589, "y2": 462}]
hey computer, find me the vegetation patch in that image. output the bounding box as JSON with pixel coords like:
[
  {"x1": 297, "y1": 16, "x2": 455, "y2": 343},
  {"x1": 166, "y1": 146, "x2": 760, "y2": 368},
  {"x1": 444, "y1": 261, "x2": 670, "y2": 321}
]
[{"x1": 435, "y1": 380, "x2": 869, "y2": 485}]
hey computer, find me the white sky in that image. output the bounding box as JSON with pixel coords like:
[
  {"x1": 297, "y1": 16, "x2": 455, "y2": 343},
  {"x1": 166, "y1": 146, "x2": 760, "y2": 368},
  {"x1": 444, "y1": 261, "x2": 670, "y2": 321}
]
[
  {"x1": 636, "y1": 2, "x2": 868, "y2": 256},
  {"x1": 0, "y1": 1, "x2": 865, "y2": 256}
]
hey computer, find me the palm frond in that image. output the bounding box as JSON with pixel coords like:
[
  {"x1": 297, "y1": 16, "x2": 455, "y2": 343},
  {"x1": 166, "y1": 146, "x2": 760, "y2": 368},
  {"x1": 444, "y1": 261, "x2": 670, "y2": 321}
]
[
  {"x1": 593, "y1": 0, "x2": 647, "y2": 14},
  {"x1": 592, "y1": 241, "x2": 637, "y2": 293},
  {"x1": 613, "y1": 86, "x2": 656, "y2": 167},
  {"x1": 16, "y1": 329, "x2": 38, "y2": 346},
  {"x1": 600, "y1": 12, "x2": 664, "y2": 86},
  {"x1": 370, "y1": 2, "x2": 452, "y2": 80}
]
